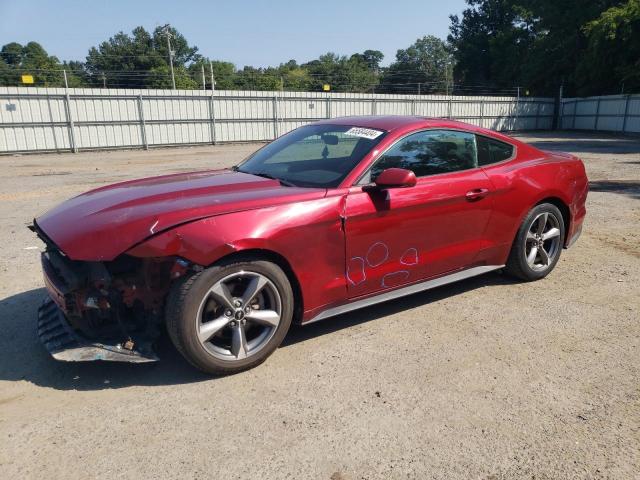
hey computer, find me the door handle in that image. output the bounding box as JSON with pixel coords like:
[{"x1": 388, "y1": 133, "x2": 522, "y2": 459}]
[{"x1": 465, "y1": 188, "x2": 489, "y2": 201}]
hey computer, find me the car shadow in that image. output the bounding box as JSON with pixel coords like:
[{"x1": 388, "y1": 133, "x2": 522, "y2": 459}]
[
  {"x1": 589, "y1": 180, "x2": 640, "y2": 199},
  {"x1": 514, "y1": 131, "x2": 640, "y2": 155},
  {"x1": 528, "y1": 140, "x2": 640, "y2": 154},
  {"x1": 0, "y1": 272, "x2": 516, "y2": 391},
  {"x1": 283, "y1": 271, "x2": 515, "y2": 346},
  {"x1": 0, "y1": 288, "x2": 211, "y2": 391}
]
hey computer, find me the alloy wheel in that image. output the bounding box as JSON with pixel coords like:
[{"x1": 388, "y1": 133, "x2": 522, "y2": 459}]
[
  {"x1": 524, "y1": 212, "x2": 562, "y2": 272},
  {"x1": 195, "y1": 271, "x2": 282, "y2": 360}
]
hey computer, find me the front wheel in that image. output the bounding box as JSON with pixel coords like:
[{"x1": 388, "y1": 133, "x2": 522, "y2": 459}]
[
  {"x1": 505, "y1": 203, "x2": 565, "y2": 281},
  {"x1": 166, "y1": 257, "x2": 294, "y2": 375}
]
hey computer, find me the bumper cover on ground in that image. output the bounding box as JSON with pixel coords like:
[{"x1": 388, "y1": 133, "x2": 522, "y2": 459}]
[{"x1": 37, "y1": 298, "x2": 158, "y2": 363}]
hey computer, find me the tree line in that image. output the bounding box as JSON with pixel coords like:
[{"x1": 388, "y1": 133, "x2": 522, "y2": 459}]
[
  {"x1": 449, "y1": 0, "x2": 639, "y2": 96},
  {"x1": 0, "y1": 26, "x2": 454, "y2": 95},
  {"x1": 1, "y1": 0, "x2": 638, "y2": 96}
]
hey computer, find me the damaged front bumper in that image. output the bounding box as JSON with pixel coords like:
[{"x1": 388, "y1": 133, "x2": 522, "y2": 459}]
[
  {"x1": 32, "y1": 220, "x2": 192, "y2": 364},
  {"x1": 37, "y1": 298, "x2": 158, "y2": 363}
]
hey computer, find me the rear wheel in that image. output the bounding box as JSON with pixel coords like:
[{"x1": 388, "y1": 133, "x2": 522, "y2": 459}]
[
  {"x1": 166, "y1": 257, "x2": 293, "y2": 375},
  {"x1": 505, "y1": 203, "x2": 565, "y2": 281}
]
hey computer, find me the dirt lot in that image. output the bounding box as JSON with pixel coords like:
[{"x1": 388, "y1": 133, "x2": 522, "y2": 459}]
[{"x1": 0, "y1": 132, "x2": 638, "y2": 479}]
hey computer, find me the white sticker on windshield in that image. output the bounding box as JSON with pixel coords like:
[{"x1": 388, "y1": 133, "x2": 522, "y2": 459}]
[{"x1": 344, "y1": 127, "x2": 384, "y2": 140}]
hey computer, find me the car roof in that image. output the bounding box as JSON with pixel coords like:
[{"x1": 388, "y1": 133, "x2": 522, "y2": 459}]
[
  {"x1": 313, "y1": 115, "x2": 523, "y2": 145},
  {"x1": 313, "y1": 115, "x2": 427, "y2": 131}
]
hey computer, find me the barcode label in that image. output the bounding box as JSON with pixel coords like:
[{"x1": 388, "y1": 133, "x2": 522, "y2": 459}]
[{"x1": 344, "y1": 127, "x2": 384, "y2": 140}]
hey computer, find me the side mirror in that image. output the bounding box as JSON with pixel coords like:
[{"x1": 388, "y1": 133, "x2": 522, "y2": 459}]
[{"x1": 370, "y1": 168, "x2": 417, "y2": 190}]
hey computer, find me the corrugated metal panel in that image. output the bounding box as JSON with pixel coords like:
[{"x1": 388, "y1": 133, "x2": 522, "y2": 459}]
[
  {"x1": 561, "y1": 94, "x2": 640, "y2": 133},
  {"x1": 0, "y1": 86, "x2": 555, "y2": 153}
]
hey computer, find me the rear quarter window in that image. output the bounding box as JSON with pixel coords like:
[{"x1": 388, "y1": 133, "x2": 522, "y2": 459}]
[{"x1": 476, "y1": 135, "x2": 514, "y2": 166}]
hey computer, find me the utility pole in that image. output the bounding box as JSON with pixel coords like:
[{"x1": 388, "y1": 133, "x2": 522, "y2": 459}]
[
  {"x1": 201, "y1": 64, "x2": 206, "y2": 90},
  {"x1": 209, "y1": 61, "x2": 215, "y2": 91},
  {"x1": 418, "y1": 83, "x2": 421, "y2": 96},
  {"x1": 162, "y1": 25, "x2": 176, "y2": 90},
  {"x1": 63, "y1": 69, "x2": 69, "y2": 89}
]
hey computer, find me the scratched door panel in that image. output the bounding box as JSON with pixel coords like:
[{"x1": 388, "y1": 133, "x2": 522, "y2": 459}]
[{"x1": 344, "y1": 168, "x2": 494, "y2": 297}]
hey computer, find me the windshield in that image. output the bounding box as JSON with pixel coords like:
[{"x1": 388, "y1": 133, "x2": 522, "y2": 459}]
[{"x1": 236, "y1": 124, "x2": 387, "y2": 188}]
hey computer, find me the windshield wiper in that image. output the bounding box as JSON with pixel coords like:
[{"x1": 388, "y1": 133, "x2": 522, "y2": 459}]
[{"x1": 249, "y1": 171, "x2": 297, "y2": 187}]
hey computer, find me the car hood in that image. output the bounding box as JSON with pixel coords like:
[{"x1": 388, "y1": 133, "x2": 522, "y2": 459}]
[{"x1": 35, "y1": 169, "x2": 325, "y2": 261}]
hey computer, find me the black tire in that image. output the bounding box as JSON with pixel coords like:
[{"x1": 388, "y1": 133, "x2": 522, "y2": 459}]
[
  {"x1": 505, "y1": 203, "x2": 565, "y2": 281},
  {"x1": 166, "y1": 256, "x2": 294, "y2": 375}
]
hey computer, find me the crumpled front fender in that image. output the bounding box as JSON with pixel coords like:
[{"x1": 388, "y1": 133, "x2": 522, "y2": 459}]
[
  {"x1": 128, "y1": 195, "x2": 348, "y2": 321},
  {"x1": 126, "y1": 216, "x2": 238, "y2": 266}
]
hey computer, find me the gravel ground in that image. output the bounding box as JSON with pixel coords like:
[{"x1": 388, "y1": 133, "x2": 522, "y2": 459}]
[{"x1": 0, "y1": 131, "x2": 638, "y2": 480}]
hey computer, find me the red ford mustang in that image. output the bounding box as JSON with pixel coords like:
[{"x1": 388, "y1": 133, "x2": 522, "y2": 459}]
[{"x1": 32, "y1": 116, "x2": 588, "y2": 374}]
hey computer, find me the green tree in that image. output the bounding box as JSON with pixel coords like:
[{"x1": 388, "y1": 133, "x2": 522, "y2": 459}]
[
  {"x1": 278, "y1": 60, "x2": 312, "y2": 91},
  {"x1": 282, "y1": 68, "x2": 312, "y2": 91},
  {"x1": 448, "y1": 1, "x2": 534, "y2": 92},
  {"x1": 0, "y1": 43, "x2": 21, "y2": 85},
  {"x1": 62, "y1": 61, "x2": 86, "y2": 87},
  {"x1": 0, "y1": 56, "x2": 13, "y2": 86},
  {"x1": 187, "y1": 59, "x2": 238, "y2": 90},
  {"x1": 85, "y1": 27, "x2": 164, "y2": 87},
  {"x1": 448, "y1": 0, "x2": 627, "y2": 95},
  {"x1": 0, "y1": 41, "x2": 80, "y2": 87},
  {"x1": 351, "y1": 50, "x2": 384, "y2": 72},
  {"x1": 234, "y1": 66, "x2": 280, "y2": 90},
  {"x1": 85, "y1": 25, "x2": 200, "y2": 89},
  {"x1": 303, "y1": 52, "x2": 379, "y2": 92},
  {"x1": 517, "y1": 0, "x2": 623, "y2": 95},
  {"x1": 579, "y1": 0, "x2": 640, "y2": 94},
  {"x1": 1, "y1": 42, "x2": 23, "y2": 66},
  {"x1": 152, "y1": 25, "x2": 199, "y2": 67},
  {"x1": 383, "y1": 36, "x2": 454, "y2": 94}
]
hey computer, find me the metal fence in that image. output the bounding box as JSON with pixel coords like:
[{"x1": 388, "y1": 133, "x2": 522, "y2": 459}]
[
  {"x1": 560, "y1": 94, "x2": 640, "y2": 133},
  {"x1": 0, "y1": 87, "x2": 555, "y2": 154}
]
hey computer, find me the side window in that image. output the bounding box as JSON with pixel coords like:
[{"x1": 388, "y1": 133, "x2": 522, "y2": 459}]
[
  {"x1": 476, "y1": 135, "x2": 514, "y2": 166},
  {"x1": 368, "y1": 130, "x2": 478, "y2": 182}
]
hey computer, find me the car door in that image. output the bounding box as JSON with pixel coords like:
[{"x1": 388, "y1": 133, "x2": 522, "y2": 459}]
[{"x1": 344, "y1": 129, "x2": 495, "y2": 298}]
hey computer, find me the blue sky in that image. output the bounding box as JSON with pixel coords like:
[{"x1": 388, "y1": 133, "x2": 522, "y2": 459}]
[{"x1": 0, "y1": 0, "x2": 467, "y2": 67}]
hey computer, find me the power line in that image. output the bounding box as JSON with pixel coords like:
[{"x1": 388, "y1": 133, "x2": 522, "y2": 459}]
[{"x1": 1, "y1": 68, "x2": 522, "y2": 95}]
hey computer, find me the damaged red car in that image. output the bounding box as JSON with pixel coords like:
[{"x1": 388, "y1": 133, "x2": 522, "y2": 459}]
[{"x1": 32, "y1": 116, "x2": 588, "y2": 374}]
